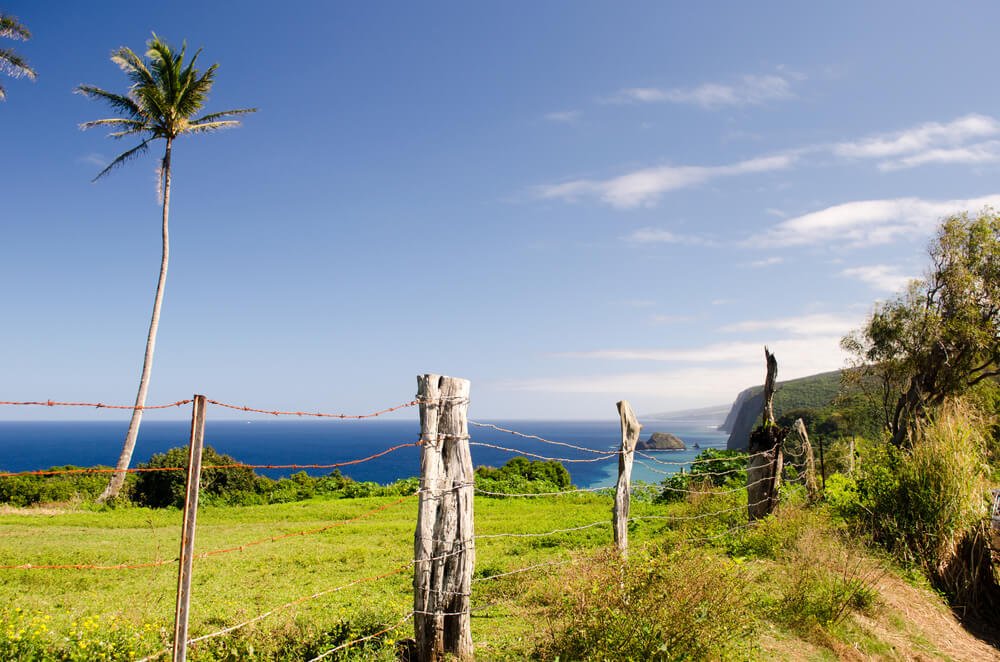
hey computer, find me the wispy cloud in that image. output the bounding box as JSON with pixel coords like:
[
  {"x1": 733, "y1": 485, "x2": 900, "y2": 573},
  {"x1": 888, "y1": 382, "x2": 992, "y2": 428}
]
[
  {"x1": 720, "y1": 313, "x2": 860, "y2": 336},
  {"x1": 840, "y1": 265, "x2": 913, "y2": 292},
  {"x1": 623, "y1": 227, "x2": 713, "y2": 245},
  {"x1": 517, "y1": 335, "x2": 847, "y2": 404},
  {"x1": 77, "y1": 153, "x2": 106, "y2": 167},
  {"x1": 611, "y1": 74, "x2": 796, "y2": 109},
  {"x1": 834, "y1": 114, "x2": 999, "y2": 159},
  {"x1": 833, "y1": 114, "x2": 1000, "y2": 170},
  {"x1": 752, "y1": 194, "x2": 1000, "y2": 247},
  {"x1": 747, "y1": 256, "x2": 783, "y2": 268},
  {"x1": 537, "y1": 153, "x2": 796, "y2": 208},
  {"x1": 649, "y1": 314, "x2": 694, "y2": 325},
  {"x1": 878, "y1": 140, "x2": 1000, "y2": 171},
  {"x1": 544, "y1": 110, "x2": 581, "y2": 123}
]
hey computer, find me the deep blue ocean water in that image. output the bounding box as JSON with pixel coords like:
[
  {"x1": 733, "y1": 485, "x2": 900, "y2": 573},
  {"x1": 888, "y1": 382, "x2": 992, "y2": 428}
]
[{"x1": 0, "y1": 417, "x2": 727, "y2": 489}]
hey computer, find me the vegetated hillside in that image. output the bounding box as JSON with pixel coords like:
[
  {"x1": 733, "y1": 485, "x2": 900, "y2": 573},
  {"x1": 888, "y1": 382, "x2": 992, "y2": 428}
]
[{"x1": 721, "y1": 370, "x2": 844, "y2": 450}]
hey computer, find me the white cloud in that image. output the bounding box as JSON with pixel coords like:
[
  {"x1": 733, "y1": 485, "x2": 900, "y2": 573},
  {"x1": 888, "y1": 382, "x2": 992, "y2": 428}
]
[
  {"x1": 878, "y1": 140, "x2": 1000, "y2": 171},
  {"x1": 833, "y1": 113, "x2": 1000, "y2": 173},
  {"x1": 649, "y1": 314, "x2": 694, "y2": 325},
  {"x1": 555, "y1": 336, "x2": 844, "y2": 364},
  {"x1": 612, "y1": 74, "x2": 795, "y2": 109},
  {"x1": 537, "y1": 153, "x2": 796, "y2": 208},
  {"x1": 544, "y1": 110, "x2": 581, "y2": 123},
  {"x1": 517, "y1": 336, "x2": 847, "y2": 403},
  {"x1": 624, "y1": 227, "x2": 712, "y2": 245},
  {"x1": 78, "y1": 153, "x2": 106, "y2": 167},
  {"x1": 753, "y1": 194, "x2": 1000, "y2": 247},
  {"x1": 841, "y1": 265, "x2": 914, "y2": 292},
  {"x1": 747, "y1": 256, "x2": 784, "y2": 268},
  {"x1": 721, "y1": 313, "x2": 861, "y2": 336}
]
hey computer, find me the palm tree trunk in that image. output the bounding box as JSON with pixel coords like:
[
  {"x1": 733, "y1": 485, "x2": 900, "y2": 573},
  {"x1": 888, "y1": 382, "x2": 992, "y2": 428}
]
[{"x1": 100, "y1": 139, "x2": 172, "y2": 501}]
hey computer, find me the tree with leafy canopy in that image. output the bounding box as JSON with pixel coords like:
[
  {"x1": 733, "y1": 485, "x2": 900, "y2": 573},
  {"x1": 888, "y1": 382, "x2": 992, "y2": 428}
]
[
  {"x1": 842, "y1": 210, "x2": 1000, "y2": 447},
  {"x1": 77, "y1": 35, "x2": 255, "y2": 500},
  {"x1": 0, "y1": 12, "x2": 36, "y2": 100}
]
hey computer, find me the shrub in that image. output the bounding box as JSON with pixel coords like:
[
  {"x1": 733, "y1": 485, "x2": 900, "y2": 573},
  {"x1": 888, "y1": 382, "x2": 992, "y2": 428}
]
[
  {"x1": 0, "y1": 468, "x2": 113, "y2": 507},
  {"x1": 536, "y1": 548, "x2": 757, "y2": 661},
  {"x1": 133, "y1": 446, "x2": 259, "y2": 508},
  {"x1": 474, "y1": 457, "x2": 572, "y2": 496},
  {"x1": 851, "y1": 400, "x2": 998, "y2": 612}
]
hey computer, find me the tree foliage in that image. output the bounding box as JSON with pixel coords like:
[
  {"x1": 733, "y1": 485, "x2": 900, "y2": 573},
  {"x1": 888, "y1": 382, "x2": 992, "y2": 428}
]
[
  {"x1": 0, "y1": 13, "x2": 35, "y2": 100},
  {"x1": 842, "y1": 210, "x2": 1000, "y2": 446}
]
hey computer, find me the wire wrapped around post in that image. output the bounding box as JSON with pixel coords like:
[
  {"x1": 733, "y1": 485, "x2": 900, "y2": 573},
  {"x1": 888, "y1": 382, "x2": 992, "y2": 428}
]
[{"x1": 413, "y1": 375, "x2": 474, "y2": 662}]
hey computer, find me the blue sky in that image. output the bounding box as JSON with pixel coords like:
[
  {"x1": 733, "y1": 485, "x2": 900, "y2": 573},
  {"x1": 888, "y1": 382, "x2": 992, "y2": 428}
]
[{"x1": 3, "y1": 1, "x2": 1000, "y2": 420}]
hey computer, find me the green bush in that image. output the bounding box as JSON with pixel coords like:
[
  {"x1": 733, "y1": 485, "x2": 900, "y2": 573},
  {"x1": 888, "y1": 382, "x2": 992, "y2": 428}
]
[
  {"x1": 133, "y1": 446, "x2": 258, "y2": 508},
  {"x1": 0, "y1": 468, "x2": 114, "y2": 507},
  {"x1": 474, "y1": 457, "x2": 572, "y2": 496},
  {"x1": 536, "y1": 548, "x2": 757, "y2": 660},
  {"x1": 849, "y1": 400, "x2": 998, "y2": 611}
]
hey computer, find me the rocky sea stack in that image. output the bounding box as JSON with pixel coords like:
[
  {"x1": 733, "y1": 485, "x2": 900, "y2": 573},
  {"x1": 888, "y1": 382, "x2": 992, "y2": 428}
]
[{"x1": 636, "y1": 432, "x2": 686, "y2": 450}]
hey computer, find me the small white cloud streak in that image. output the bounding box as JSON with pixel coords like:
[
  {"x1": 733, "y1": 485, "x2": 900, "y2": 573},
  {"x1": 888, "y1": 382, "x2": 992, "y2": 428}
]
[
  {"x1": 720, "y1": 313, "x2": 861, "y2": 336},
  {"x1": 537, "y1": 153, "x2": 796, "y2": 209},
  {"x1": 544, "y1": 110, "x2": 581, "y2": 123},
  {"x1": 624, "y1": 228, "x2": 713, "y2": 245},
  {"x1": 555, "y1": 336, "x2": 844, "y2": 364},
  {"x1": 78, "y1": 153, "x2": 106, "y2": 167},
  {"x1": 878, "y1": 140, "x2": 1000, "y2": 171},
  {"x1": 748, "y1": 257, "x2": 783, "y2": 268},
  {"x1": 650, "y1": 314, "x2": 694, "y2": 325},
  {"x1": 613, "y1": 74, "x2": 795, "y2": 109},
  {"x1": 833, "y1": 114, "x2": 1000, "y2": 159},
  {"x1": 752, "y1": 194, "x2": 1000, "y2": 247},
  {"x1": 840, "y1": 265, "x2": 914, "y2": 292},
  {"x1": 514, "y1": 336, "x2": 847, "y2": 401}
]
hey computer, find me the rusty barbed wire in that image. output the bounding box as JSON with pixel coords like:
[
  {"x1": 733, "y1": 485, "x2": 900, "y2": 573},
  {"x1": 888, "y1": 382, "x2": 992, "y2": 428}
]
[
  {"x1": 205, "y1": 398, "x2": 419, "y2": 419},
  {"x1": 0, "y1": 399, "x2": 192, "y2": 410}
]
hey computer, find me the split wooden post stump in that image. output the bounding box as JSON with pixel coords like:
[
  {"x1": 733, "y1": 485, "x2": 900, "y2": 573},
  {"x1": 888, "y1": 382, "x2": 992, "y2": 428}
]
[
  {"x1": 614, "y1": 400, "x2": 640, "y2": 557},
  {"x1": 747, "y1": 348, "x2": 788, "y2": 521},
  {"x1": 413, "y1": 375, "x2": 474, "y2": 662},
  {"x1": 172, "y1": 394, "x2": 206, "y2": 662},
  {"x1": 793, "y1": 418, "x2": 819, "y2": 503}
]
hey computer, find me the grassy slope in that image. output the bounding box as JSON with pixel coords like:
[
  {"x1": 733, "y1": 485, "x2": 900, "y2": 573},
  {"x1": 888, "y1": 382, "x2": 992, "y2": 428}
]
[{"x1": 1, "y1": 494, "x2": 997, "y2": 660}]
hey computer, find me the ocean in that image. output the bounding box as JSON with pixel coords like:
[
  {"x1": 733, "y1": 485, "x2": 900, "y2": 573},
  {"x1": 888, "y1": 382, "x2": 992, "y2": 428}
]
[{"x1": 0, "y1": 416, "x2": 728, "y2": 489}]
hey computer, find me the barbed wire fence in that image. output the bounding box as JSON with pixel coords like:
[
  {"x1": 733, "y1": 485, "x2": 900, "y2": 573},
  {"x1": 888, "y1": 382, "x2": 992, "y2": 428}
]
[{"x1": 0, "y1": 373, "x2": 791, "y2": 661}]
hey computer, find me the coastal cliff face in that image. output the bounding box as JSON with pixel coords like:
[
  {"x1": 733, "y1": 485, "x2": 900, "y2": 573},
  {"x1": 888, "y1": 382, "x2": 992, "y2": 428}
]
[
  {"x1": 718, "y1": 387, "x2": 756, "y2": 434},
  {"x1": 723, "y1": 391, "x2": 764, "y2": 451},
  {"x1": 718, "y1": 370, "x2": 844, "y2": 451}
]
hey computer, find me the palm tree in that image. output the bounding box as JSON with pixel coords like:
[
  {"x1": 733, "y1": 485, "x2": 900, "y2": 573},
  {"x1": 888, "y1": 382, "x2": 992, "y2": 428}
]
[
  {"x1": 78, "y1": 35, "x2": 255, "y2": 500},
  {"x1": 0, "y1": 13, "x2": 36, "y2": 100}
]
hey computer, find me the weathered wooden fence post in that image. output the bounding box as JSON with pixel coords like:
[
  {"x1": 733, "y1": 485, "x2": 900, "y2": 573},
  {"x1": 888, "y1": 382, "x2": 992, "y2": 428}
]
[
  {"x1": 413, "y1": 375, "x2": 474, "y2": 662},
  {"x1": 614, "y1": 400, "x2": 640, "y2": 557},
  {"x1": 747, "y1": 348, "x2": 788, "y2": 521},
  {"x1": 793, "y1": 418, "x2": 819, "y2": 503},
  {"x1": 172, "y1": 394, "x2": 206, "y2": 662}
]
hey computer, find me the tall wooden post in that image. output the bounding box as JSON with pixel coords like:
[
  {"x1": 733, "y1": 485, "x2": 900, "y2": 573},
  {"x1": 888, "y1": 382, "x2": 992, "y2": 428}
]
[
  {"x1": 793, "y1": 418, "x2": 819, "y2": 502},
  {"x1": 747, "y1": 348, "x2": 788, "y2": 520},
  {"x1": 172, "y1": 394, "x2": 206, "y2": 662},
  {"x1": 614, "y1": 400, "x2": 640, "y2": 557},
  {"x1": 413, "y1": 375, "x2": 474, "y2": 662}
]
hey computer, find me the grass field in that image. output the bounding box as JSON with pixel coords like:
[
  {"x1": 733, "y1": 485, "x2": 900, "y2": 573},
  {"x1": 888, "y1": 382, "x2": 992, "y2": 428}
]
[
  {"x1": 2, "y1": 486, "x2": 997, "y2": 660},
  {"x1": 0, "y1": 491, "x2": 700, "y2": 659}
]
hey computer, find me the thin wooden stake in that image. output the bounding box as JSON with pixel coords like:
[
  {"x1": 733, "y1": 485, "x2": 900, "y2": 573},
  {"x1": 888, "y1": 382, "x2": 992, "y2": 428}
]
[
  {"x1": 614, "y1": 400, "x2": 640, "y2": 557},
  {"x1": 172, "y1": 394, "x2": 206, "y2": 662},
  {"x1": 413, "y1": 375, "x2": 474, "y2": 662},
  {"x1": 793, "y1": 418, "x2": 819, "y2": 503}
]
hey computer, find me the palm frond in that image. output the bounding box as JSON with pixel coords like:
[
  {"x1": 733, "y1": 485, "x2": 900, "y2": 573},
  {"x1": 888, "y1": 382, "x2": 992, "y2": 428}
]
[
  {"x1": 74, "y1": 85, "x2": 143, "y2": 119},
  {"x1": 182, "y1": 120, "x2": 243, "y2": 134},
  {"x1": 0, "y1": 47, "x2": 36, "y2": 80},
  {"x1": 190, "y1": 107, "x2": 257, "y2": 123},
  {"x1": 0, "y1": 14, "x2": 30, "y2": 40},
  {"x1": 92, "y1": 140, "x2": 151, "y2": 182},
  {"x1": 79, "y1": 117, "x2": 149, "y2": 131}
]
